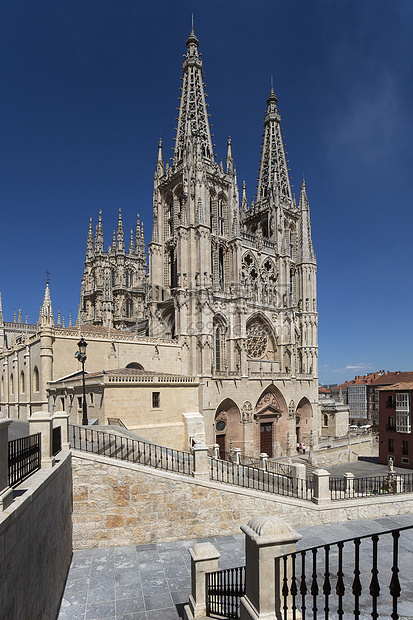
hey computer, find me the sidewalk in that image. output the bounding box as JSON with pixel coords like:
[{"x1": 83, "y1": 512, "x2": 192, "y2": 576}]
[{"x1": 58, "y1": 514, "x2": 413, "y2": 620}]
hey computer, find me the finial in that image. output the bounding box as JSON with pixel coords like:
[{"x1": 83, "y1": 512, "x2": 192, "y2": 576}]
[{"x1": 46, "y1": 270, "x2": 51, "y2": 285}]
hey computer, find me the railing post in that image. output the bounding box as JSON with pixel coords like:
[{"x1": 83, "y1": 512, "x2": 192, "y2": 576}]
[
  {"x1": 0, "y1": 418, "x2": 13, "y2": 510},
  {"x1": 184, "y1": 542, "x2": 220, "y2": 620},
  {"x1": 51, "y1": 411, "x2": 70, "y2": 450},
  {"x1": 29, "y1": 411, "x2": 55, "y2": 468},
  {"x1": 344, "y1": 472, "x2": 355, "y2": 498},
  {"x1": 233, "y1": 447, "x2": 241, "y2": 464},
  {"x1": 240, "y1": 515, "x2": 302, "y2": 620},
  {"x1": 192, "y1": 442, "x2": 209, "y2": 480},
  {"x1": 312, "y1": 468, "x2": 331, "y2": 505},
  {"x1": 292, "y1": 463, "x2": 307, "y2": 495},
  {"x1": 259, "y1": 453, "x2": 268, "y2": 470}
]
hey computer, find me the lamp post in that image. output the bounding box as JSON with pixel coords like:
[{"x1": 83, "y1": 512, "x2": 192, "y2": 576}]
[{"x1": 75, "y1": 336, "x2": 88, "y2": 426}]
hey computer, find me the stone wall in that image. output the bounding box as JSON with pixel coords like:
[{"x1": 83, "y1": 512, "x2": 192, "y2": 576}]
[
  {"x1": 313, "y1": 435, "x2": 377, "y2": 467},
  {"x1": 72, "y1": 450, "x2": 413, "y2": 549},
  {"x1": 0, "y1": 452, "x2": 73, "y2": 620}
]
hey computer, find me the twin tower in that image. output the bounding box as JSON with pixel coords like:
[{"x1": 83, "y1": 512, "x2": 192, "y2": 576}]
[{"x1": 80, "y1": 28, "x2": 318, "y2": 383}]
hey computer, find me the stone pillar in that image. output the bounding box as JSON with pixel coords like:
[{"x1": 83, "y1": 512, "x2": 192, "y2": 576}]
[
  {"x1": 29, "y1": 411, "x2": 55, "y2": 468},
  {"x1": 192, "y1": 442, "x2": 209, "y2": 480},
  {"x1": 240, "y1": 515, "x2": 302, "y2": 620},
  {"x1": 312, "y1": 468, "x2": 330, "y2": 505},
  {"x1": 212, "y1": 444, "x2": 220, "y2": 459},
  {"x1": 344, "y1": 472, "x2": 354, "y2": 498},
  {"x1": 184, "y1": 542, "x2": 220, "y2": 620},
  {"x1": 52, "y1": 412, "x2": 70, "y2": 450},
  {"x1": 259, "y1": 453, "x2": 268, "y2": 470},
  {"x1": 292, "y1": 463, "x2": 307, "y2": 496},
  {"x1": 233, "y1": 447, "x2": 241, "y2": 464},
  {"x1": 0, "y1": 419, "x2": 13, "y2": 510}
]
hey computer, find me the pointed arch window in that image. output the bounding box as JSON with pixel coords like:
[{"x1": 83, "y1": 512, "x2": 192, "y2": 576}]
[
  {"x1": 215, "y1": 328, "x2": 222, "y2": 372},
  {"x1": 218, "y1": 198, "x2": 224, "y2": 236},
  {"x1": 33, "y1": 366, "x2": 39, "y2": 393},
  {"x1": 111, "y1": 269, "x2": 116, "y2": 288},
  {"x1": 20, "y1": 370, "x2": 25, "y2": 394},
  {"x1": 10, "y1": 374, "x2": 14, "y2": 395},
  {"x1": 125, "y1": 270, "x2": 133, "y2": 287},
  {"x1": 219, "y1": 248, "x2": 224, "y2": 290},
  {"x1": 126, "y1": 299, "x2": 133, "y2": 318}
]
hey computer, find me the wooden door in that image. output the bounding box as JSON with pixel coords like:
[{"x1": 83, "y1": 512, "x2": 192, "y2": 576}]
[
  {"x1": 216, "y1": 434, "x2": 226, "y2": 460},
  {"x1": 260, "y1": 422, "x2": 273, "y2": 457}
]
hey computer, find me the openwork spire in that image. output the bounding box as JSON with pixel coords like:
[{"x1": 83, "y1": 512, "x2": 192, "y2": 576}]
[
  {"x1": 255, "y1": 87, "x2": 293, "y2": 207},
  {"x1": 41, "y1": 282, "x2": 54, "y2": 326},
  {"x1": 116, "y1": 208, "x2": 124, "y2": 251},
  {"x1": 298, "y1": 180, "x2": 316, "y2": 264},
  {"x1": 173, "y1": 28, "x2": 214, "y2": 164},
  {"x1": 95, "y1": 209, "x2": 104, "y2": 252},
  {"x1": 86, "y1": 218, "x2": 94, "y2": 259}
]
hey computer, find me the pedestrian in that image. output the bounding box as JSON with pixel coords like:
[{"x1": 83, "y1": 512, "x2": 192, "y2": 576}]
[
  {"x1": 302, "y1": 443, "x2": 306, "y2": 455},
  {"x1": 296, "y1": 442, "x2": 300, "y2": 452},
  {"x1": 299, "y1": 443, "x2": 302, "y2": 453}
]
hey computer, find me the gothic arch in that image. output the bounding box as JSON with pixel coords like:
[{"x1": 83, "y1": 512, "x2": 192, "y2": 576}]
[
  {"x1": 295, "y1": 397, "x2": 313, "y2": 446},
  {"x1": 246, "y1": 313, "x2": 277, "y2": 361},
  {"x1": 214, "y1": 398, "x2": 242, "y2": 459},
  {"x1": 253, "y1": 385, "x2": 288, "y2": 458},
  {"x1": 160, "y1": 305, "x2": 175, "y2": 339},
  {"x1": 20, "y1": 370, "x2": 25, "y2": 393},
  {"x1": 213, "y1": 314, "x2": 227, "y2": 373},
  {"x1": 33, "y1": 366, "x2": 39, "y2": 392}
]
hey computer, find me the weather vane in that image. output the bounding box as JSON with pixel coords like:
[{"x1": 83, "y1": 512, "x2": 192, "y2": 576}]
[{"x1": 46, "y1": 271, "x2": 51, "y2": 285}]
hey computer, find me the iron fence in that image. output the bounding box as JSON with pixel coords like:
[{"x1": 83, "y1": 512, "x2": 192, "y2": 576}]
[
  {"x1": 69, "y1": 425, "x2": 193, "y2": 475},
  {"x1": 278, "y1": 524, "x2": 413, "y2": 620},
  {"x1": 330, "y1": 472, "x2": 413, "y2": 500},
  {"x1": 206, "y1": 566, "x2": 245, "y2": 618},
  {"x1": 52, "y1": 425, "x2": 62, "y2": 456},
  {"x1": 8, "y1": 433, "x2": 41, "y2": 487},
  {"x1": 210, "y1": 459, "x2": 312, "y2": 500}
]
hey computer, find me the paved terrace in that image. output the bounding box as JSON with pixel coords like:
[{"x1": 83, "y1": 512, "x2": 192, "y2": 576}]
[{"x1": 58, "y1": 514, "x2": 413, "y2": 620}]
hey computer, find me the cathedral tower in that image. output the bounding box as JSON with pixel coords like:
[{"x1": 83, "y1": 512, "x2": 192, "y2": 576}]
[{"x1": 79, "y1": 209, "x2": 147, "y2": 331}]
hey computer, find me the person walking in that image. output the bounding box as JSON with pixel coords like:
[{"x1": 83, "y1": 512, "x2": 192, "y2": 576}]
[{"x1": 302, "y1": 443, "x2": 306, "y2": 455}]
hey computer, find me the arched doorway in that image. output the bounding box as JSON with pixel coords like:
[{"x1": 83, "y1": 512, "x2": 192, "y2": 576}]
[
  {"x1": 296, "y1": 397, "x2": 313, "y2": 447},
  {"x1": 253, "y1": 386, "x2": 288, "y2": 458},
  {"x1": 214, "y1": 399, "x2": 241, "y2": 460}
]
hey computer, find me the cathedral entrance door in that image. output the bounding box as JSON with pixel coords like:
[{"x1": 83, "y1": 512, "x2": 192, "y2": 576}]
[
  {"x1": 216, "y1": 435, "x2": 226, "y2": 460},
  {"x1": 260, "y1": 422, "x2": 273, "y2": 457}
]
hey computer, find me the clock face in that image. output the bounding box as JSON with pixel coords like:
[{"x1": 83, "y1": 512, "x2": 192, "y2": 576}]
[{"x1": 216, "y1": 420, "x2": 226, "y2": 432}]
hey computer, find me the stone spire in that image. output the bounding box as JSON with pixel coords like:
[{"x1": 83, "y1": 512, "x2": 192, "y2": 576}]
[
  {"x1": 129, "y1": 229, "x2": 134, "y2": 254},
  {"x1": 41, "y1": 282, "x2": 54, "y2": 327},
  {"x1": 255, "y1": 86, "x2": 293, "y2": 207},
  {"x1": 0, "y1": 292, "x2": 3, "y2": 323},
  {"x1": 226, "y1": 137, "x2": 233, "y2": 174},
  {"x1": 18, "y1": 306, "x2": 22, "y2": 323},
  {"x1": 173, "y1": 27, "x2": 214, "y2": 165},
  {"x1": 157, "y1": 138, "x2": 164, "y2": 176},
  {"x1": 241, "y1": 180, "x2": 248, "y2": 212},
  {"x1": 95, "y1": 209, "x2": 104, "y2": 253},
  {"x1": 86, "y1": 217, "x2": 94, "y2": 259},
  {"x1": 116, "y1": 208, "x2": 125, "y2": 251},
  {"x1": 297, "y1": 179, "x2": 316, "y2": 264}
]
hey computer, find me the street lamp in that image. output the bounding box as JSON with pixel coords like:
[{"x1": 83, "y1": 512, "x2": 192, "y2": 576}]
[{"x1": 75, "y1": 336, "x2": 88, "y2": 426}]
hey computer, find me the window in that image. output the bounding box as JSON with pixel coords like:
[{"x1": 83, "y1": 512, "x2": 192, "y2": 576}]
[
  {"x1": 388, "y1": 438, "x2": 394, "y2": 453},
  {"x1": 126, "y1": 299, "x2": 133, "y2": 318},
  {"x1": 33, "y1": 367, "x2": 39, "y2": 392},
  {"x1": 396, "y1": 393, "x2": 411, "y2": 433},
  {"x1": 402, "y1": 441, "x2": 409, "y2": 455},
  {"x1": 90, "y1": 393, "x2": 94, "y2": 405},
  {"x1": 215, "y1": 328, "x2": 221, "y2": 371},
  {"x1": 388, "y1": 416, "x2": 395, "y2": 431},
  {"x1": 152, "y1": 392, "x2": 160, "y2": 408},
  {"x1": 10, "y1": 374, "x2": 14, "y2": 395},
  {"x1": 323, "y1": 414, "x2": 329, "y2": 427},
  {"x1": 20, "y1": 371, "x2": 25, "y2": 393},
  {"x1": 218, "y1": 199, "x2": 224, "y2": 236},
  {"x1": 60, "y1": 397, "x2": 65, "y2": 409},
  {"x1": 126, "y1": 270, "x2": 133, "y2": 287},
  {"x1": 219, "y1": 248, "x2": 224, "y2": 290},
  {"x1": 111, "y1": 269, "x2": 116, "y2": 288},
  {"x1": 78, "y1": 397, "x2": 82, "y2": 409}
]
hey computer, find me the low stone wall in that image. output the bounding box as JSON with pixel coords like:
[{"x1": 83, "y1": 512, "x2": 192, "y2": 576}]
[
  {"x1": 72, "y1": 450, "x2": 413, "y2": 549},
  {"x1": 0, "y1": 452, "x2": 73, "y2": 620},
  {"x1": 312, "y1": 435, "x2": 377, "y2": 467}
]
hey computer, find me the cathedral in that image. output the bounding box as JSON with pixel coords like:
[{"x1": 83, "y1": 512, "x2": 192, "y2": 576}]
[{"x1": 1, "y1": 29, "x2": 318, "y2": 459}]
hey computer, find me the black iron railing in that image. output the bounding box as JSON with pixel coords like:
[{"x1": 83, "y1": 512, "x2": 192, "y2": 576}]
[
  {"x1": 206, "y1": 566, "x2": 245, "y2": 618},
  {"x1": 279, "y1": 524, "x2": 413, "y2": 620},
  {"x1": 210, "y1": 459, "x2": 312, "y2": 500},
  {"x1": 8, "y1": 433, "x2": 41, "y2": 487},
  {"x1": 330, "y1": 473, "x2": 413, "y2": 500},
  {"x1": 52, "y1": 425, "x2": 62, "y2": 456},
  {"x1": 69, "y1": 425, "x2": 193, "y2": 475}
]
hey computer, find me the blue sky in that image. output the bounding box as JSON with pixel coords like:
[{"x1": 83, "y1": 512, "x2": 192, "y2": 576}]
[{"x1": 0, "y1": 1, "x2": 412, "y2": 384}]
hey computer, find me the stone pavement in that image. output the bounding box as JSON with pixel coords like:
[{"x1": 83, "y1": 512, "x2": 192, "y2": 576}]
[{"x1": 58, "y1": 514, "x2": 413, "y2": 620}]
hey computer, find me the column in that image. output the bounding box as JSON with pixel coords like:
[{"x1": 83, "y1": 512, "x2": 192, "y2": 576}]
[
  {"x1": 312, "y1": 468, "x2": 330, "y2": 505},
  {"x1": 192, "y1": 442, "x2": 209, "y2": 480},
  {"x1": 184, "y1": 542, "x2": 220, "y2": 619}
]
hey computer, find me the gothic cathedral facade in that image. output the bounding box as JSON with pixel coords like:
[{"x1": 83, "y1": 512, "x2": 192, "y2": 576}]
[{"x1": 78, "y1": 29, "x2": 318, "y2": 458}]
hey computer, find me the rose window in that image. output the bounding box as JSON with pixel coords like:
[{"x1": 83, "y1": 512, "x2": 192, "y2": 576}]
[{"x1": 247, "y1": 322, "x2": 268, "y2": 359}]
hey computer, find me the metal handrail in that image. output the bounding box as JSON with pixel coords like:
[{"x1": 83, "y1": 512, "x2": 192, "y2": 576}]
[{"x1": 8, "y1": 433, "x2": 41, "y2": 487}]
